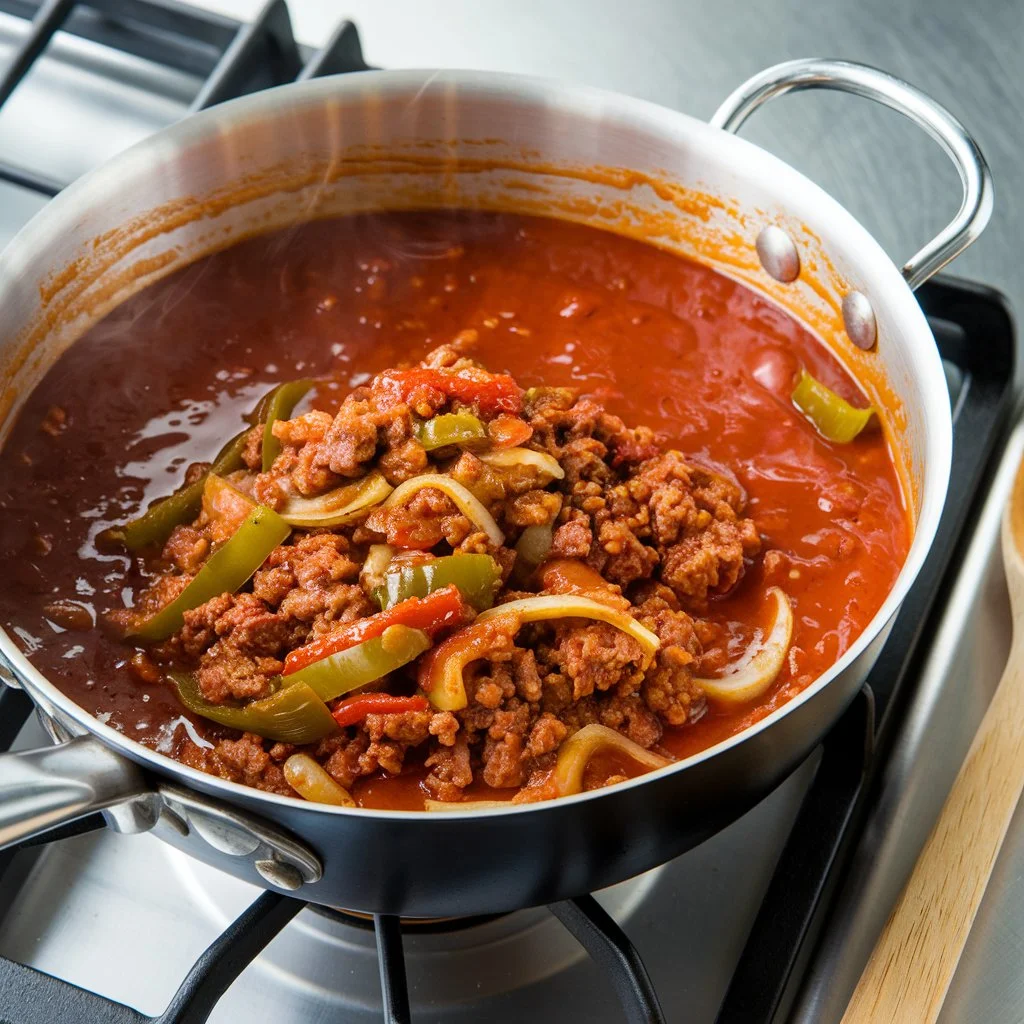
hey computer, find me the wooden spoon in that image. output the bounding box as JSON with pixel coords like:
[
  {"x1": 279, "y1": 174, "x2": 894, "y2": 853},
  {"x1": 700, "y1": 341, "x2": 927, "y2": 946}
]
[{"x1": 843, "y1": 455, "x2": 1024, "y2": 1023}]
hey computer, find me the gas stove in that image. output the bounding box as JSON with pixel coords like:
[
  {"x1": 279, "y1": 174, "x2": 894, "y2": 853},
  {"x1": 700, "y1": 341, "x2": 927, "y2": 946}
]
[{"x1": 0, "y1": 4, "x2": 1017, "y2": 1023}]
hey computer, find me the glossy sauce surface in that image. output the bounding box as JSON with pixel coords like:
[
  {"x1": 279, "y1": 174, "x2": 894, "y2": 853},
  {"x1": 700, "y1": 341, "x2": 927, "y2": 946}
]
[{"x1": 0, "y1": 212, "x2": 909, "y2": 798}]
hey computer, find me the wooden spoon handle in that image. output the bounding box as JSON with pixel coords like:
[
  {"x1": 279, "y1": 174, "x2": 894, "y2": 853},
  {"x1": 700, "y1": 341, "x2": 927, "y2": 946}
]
[{"x1": 843, "y1": 587, "x2": 1024, "y2": 1023}]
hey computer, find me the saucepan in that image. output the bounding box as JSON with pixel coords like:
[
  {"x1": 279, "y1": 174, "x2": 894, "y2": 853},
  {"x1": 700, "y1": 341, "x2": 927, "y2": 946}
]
[{"x1": 0, "y1": 59, "x2": 990, "y2": 916}]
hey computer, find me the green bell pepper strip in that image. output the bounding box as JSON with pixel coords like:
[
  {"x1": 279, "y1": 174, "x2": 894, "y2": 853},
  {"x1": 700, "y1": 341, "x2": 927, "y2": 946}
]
[
  {"x1": 791, "y1": 369, "x2": 875, "y2": 444},
  {"x1": 510, "y1": 523, "x2": 553, "y2": 587},
  {"x1": 413, "y1": 412, "x2": 487, "y2": 451},
  {"x1": 283, "y1": 624, "x2": 431, "y2": 702},
  {"x1": 262, "y1": 379, "x2": 314, "y2": 471},
  {"x1": 376, "y1": 554, "x2": 501, "y2": 612},
  {"x1": 115, "y1": 429, "x2": 249, "y2": 551},
  {"x1": 130, "y1": 498, "x2": 291, "y2": 641},
  {"x1": 170, "y1": 671, "x2": 339, "y2": 743}
]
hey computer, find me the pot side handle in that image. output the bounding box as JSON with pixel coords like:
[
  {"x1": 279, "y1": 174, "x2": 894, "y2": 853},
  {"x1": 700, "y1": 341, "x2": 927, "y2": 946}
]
[
  {"x1": 0, "y1": 733, "x2": 324, "y2": 890},
  {"x1": 709, "y1": 58, "x2": 993, "y2": 291},
  {"x1": 0, "y1": 734, "x2": 155, "y2": 850}
]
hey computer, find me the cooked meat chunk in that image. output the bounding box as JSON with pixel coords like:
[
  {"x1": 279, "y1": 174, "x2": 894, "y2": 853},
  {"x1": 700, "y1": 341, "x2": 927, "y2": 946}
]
[
  {"x1": 630, "y1": 452, "x2": 761, "y2": 607},
  {"x1": 196, "y1": 641, "x2": 281, "y2": 702},
  {"x1": 179, "y1": 732, "x2": 291, "y2": 795},
  {"x1": 660, "y1": 518, "x2": 761, "y2": 607},
  {"x1": 424, "y1": 735, "x2": 473, "y2": 801},
  {"x1": 317, "y1": 397, "x2": 382, "y2": 477},
  {"x1": 549, "y1": 622, "x2": 644, "y2": 700}
]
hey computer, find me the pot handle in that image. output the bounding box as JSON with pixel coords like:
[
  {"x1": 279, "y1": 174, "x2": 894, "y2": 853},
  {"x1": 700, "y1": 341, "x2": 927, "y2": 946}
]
[
  {"x1": 0, "y1": 734, "x2": 156, "y2": 850},
  {"x1": 709, "y1": 58, "x2": 992, "y2": 290},
  {"x1": 0, "y1": 733, "x2": 323, "y2": 889}
]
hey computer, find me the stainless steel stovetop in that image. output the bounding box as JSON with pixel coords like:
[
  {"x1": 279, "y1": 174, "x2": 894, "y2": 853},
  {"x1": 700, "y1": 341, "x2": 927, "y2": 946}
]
[{"x1": 0, "y1": 3, "x2": 1020, "y2": 1022}]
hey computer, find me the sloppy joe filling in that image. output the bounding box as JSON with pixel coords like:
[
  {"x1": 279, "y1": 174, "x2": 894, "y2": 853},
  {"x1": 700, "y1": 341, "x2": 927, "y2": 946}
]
[{"x1": 0, "y1": 212, "x2": 909, "y2": 809}]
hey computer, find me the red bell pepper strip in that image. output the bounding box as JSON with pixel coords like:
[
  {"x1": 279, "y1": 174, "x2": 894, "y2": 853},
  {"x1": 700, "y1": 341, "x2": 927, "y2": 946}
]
[
  {"x1": 539, "y1": 558, "x2": 627, "y2": 611},
  {"x1": 373, "y1": 367, "x2": 523, "y2": 416},
  {"x1": 487, "y1": 413, "x2": 533, "y2": 448},
  {"x1": 282, "y1": 585, "x2": 466, "y2": 676},
  {"x1": 331, "y1": 693, "x2": 430, "y2": 727}
]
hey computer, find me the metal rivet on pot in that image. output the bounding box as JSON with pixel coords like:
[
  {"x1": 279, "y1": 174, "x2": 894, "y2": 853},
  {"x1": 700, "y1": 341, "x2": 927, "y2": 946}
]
[
  {"x1": 187, "y1": 810, "x2": 261, "y2": 857},
  {"x1": 842, "y1": 291, "x2": 877, "y2": 350},
  {"x1": 756, "y1": 225, "x2": 800, "y2": 283},
  {"x1": 255, "y1": 858, "x2": 304, "y2": 891}
]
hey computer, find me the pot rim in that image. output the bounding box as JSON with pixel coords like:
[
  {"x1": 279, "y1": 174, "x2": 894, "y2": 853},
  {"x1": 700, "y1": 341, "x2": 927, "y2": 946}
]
[{"x1": 0, "y1": 67, "x2": 952, "y2": 819}]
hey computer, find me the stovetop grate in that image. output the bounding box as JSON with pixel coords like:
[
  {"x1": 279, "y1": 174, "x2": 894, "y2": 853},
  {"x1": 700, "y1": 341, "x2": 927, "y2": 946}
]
[
  {"x1": 0, "y1": 3, "x2": 1016, "y2": 1022},
  {"x1": 0, "y1": 0, "x2": 369, "y2": 196}
]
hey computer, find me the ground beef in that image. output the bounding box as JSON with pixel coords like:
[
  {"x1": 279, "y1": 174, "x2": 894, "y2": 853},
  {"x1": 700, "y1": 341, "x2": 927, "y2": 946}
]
[
  {"x1": 378, "y1": 437, "x2": 430, "y2": 483},
  {"x1": 241, "y1": 423, "x2": 265, "y2": 470},
  {"x1": 424, "y1": 735, "x2": 473, "y2": 801},
  {"x1": 635, "y1": 586, "x2": 705, "y2": 726},
  {"x1": 364, "y1": 709, "x2": 432, "y2": 745},
  {"x1": 317, "y1": 397, "x2": 383, "y2": 477},
  {"x1": 196, "y1": 641, "x2": 281, "y2": 702},
  {"x1": 548, "y1": 622, "x2": 644, "y2": 700},
  {"x1": 317, "y1": 732, "x2": 372, "y2": 789},
  {"x1": 118, "y1": 342, "x2": 767, "y2": 805},
  {"x1": 506, "y1": 489, "x2": 562, "y2": 527},
  {"x1": 630, "y1": 452, "x2": 761, "y2": 608},
  {"x1": 179, "y1": 732, "x2": 292, "y2": 795},
  {"x1": 364, "y1": 488, "x2": 478, "y2": 551},
  {"x1": 660, "y1": 518, "x2": 761, "y2": 607},
  {"x1": 526, "y1": 713, "x2": 568, "y2": 756},
  {"x1": 163, "y1": 525, "x2": 209, "y2": 574},
  {"x1": 261, "y1": 533, "x2": 373, "y2": 638},
  {"x1": 597, "y1": 695, "x2": 663, "y2": 748},
  {"x1": 550, "y1": 515, "x2": 592, "y2": 558},
  {"x1": 429, "y1": 711, "x2": 460, "y2": 746},
  {"x1": 179, "y1": 593, "x2": 235, "y2": 657}
]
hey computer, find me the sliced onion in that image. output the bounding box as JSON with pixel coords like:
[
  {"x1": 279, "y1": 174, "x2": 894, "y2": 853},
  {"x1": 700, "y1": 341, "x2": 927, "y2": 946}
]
[
  {"x1": 553, "y1": 724, "x2": 671, "y2": 797},
  {"x1": 283, "y1": 753, "x2": 356, "y2": 807},
  {"x1": 281, "y1": 471, "x2": 392, "y2": 528},
  {"x1": 423, "y1": 799, "x2": 513, "y2": 812},
  {"x1": 383, "y1": 473, "x2": 504, "y2": 546},
  {"x1": 360, "y1": 543, "x2": 395, "y2": 595},
  {"x1": 476, "y1": 594, "x2": 660, "y2": 666},
  {"x1": 693, "y1": 587, "x2": 793, "y2": 704},
  {"x1": 479, "y1": 447, "x2": 565, "y2": 482}
]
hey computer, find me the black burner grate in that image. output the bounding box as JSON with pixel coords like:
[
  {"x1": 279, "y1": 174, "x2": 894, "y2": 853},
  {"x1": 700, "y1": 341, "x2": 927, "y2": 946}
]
[
  {"x1": 0, "y1": 3, "x2": 1016, "y2": 1023},
  {"x1": 0, "y1": 0, "x2": 369, "y2": 195}
]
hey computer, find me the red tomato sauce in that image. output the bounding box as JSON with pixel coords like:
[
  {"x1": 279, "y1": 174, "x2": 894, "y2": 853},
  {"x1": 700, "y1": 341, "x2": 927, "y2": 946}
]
[{"x1": 0, "y1": 211, "x2": 910, "y2": 800}]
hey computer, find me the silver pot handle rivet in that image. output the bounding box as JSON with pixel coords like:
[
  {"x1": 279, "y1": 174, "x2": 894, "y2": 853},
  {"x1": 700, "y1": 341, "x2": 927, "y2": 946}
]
[
  {"x1": 756, "y1": 225, "x2": 800, "y2": 283},
  {"x1": 159, "y1": 782, "x2": 322, "y2": 887},
  {"x1": 842, "y1": 291, "x2": 878, "y2": 350},
  {"x1": 255, "y1": 857, "x2": 304, "y2": 891}
]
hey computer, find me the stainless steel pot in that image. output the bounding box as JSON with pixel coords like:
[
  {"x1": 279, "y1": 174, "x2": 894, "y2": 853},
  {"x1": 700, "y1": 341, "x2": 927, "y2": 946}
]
[{"x1": 0, "y1": 59, "x2": 990, "y2": 916}]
